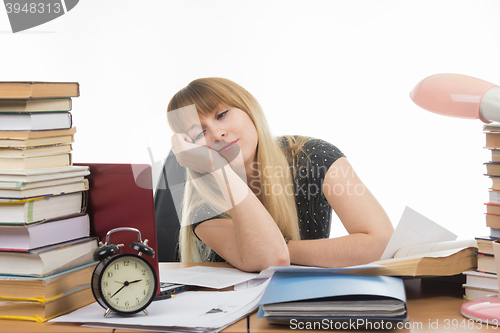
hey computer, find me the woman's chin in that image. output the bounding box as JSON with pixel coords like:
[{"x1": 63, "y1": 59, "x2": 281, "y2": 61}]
[{"x1": 219, "y1": 145, "x2": 241, "y2": 164}]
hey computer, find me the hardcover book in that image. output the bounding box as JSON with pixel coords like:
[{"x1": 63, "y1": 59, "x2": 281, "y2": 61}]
[
  {"x1": 0, "y1": 214, "x2": 90, "y2": 251},
  {"x1": 0, "y1": 237, "x2": 98, "y2": 277},
  {"x1": 0, "y1": 82, "x2": 79, "y2": 99},
  {"x1": 0, "y1": 98, "x2": 72, "y2": 112}
]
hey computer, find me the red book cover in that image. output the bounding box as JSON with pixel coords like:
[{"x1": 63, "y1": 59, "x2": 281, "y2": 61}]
[{"x1": 74, "y1": 163, "x2": 160, "y2": 295}]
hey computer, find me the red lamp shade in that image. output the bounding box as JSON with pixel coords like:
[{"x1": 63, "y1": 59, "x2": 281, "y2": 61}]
[{"x1": 410, "y1": 73, "x2": 500, "y2": 123}]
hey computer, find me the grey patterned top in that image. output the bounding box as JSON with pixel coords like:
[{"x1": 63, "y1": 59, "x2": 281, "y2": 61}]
[{"x1": 286, "y1": 137, "x2": 345, "y2": 240}]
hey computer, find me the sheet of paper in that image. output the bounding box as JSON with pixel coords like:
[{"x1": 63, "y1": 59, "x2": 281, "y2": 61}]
[
  {"x1": 51, "y1": 280, "x2": 269, "y2": 332},
  {"x1": 234, "y1": 278, "x2": 270, "y2": 290},
  {"x1": 380, "y1": 206, "x2": 457, "y2": 260},
  {"x1": 159, "y1": 265, "x2": 259, "y2": 289}
]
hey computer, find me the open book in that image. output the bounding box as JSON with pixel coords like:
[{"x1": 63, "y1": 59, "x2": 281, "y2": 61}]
[
  {"x1": 352, "y1": 239, "x2": 477, "y2": 277},
  {"x1": 269, "y1": 239, "x2": 477, "y2": 277}
]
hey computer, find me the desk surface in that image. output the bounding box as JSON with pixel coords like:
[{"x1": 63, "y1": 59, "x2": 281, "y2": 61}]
[{"x1": 0, "y1": 263, "x2": 491, "y2": 333}]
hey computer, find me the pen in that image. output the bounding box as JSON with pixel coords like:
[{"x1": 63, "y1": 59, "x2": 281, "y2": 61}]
[{"x1": 153, "y1": 294, "x2": 176, "y2": 301}]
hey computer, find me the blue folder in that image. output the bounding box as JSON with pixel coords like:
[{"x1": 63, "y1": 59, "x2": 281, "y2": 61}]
[{"x1": 257, "y1": 272, "x2": 407, "y2": 321}]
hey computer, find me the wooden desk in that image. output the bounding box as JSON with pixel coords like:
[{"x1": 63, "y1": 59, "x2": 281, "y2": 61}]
[{"x1": 0, "y1": 264, "x2": 492, "y2": 333}]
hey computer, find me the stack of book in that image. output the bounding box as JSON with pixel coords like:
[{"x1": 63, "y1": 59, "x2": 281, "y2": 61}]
[
  {"x1": 0, "y1": 82, "x2": 98, "y2": 322},
  {"x1": 463, "y1": 123, "x2": 500, "y2": 300}
]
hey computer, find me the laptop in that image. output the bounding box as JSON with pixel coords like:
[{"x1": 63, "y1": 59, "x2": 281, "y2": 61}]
[{"x1": 74, "y1": 163, "x2": 161, "y2": 296}]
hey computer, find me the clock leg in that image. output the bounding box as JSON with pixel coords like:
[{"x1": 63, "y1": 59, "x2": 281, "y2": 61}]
[
  {"x1": 104, "y1": 308, "x2": 112, "y2": 318},
  {"x1": 143, "y1": 309, "x2": 149, "y2": 316}
]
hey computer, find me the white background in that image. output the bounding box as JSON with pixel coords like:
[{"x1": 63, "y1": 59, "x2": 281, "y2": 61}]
[{"x1": 1, "y1": 0, "x2": 500, "y2": 239}]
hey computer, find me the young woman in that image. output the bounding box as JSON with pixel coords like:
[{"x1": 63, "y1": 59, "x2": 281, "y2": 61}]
[{"x1": 166, "y1": 77, "x2": 393, "y2": 272}]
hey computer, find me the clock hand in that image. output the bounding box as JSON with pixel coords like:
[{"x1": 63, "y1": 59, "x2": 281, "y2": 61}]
[
  {"x1": 109, "y1": 279, "x2": 143, "y2": 298},
  {"x1": 110, "y1": 284, "x2": 127, "y2": 298},
  {"x1": 109, "y1": 279, "x2": 144, "y2": 298}
]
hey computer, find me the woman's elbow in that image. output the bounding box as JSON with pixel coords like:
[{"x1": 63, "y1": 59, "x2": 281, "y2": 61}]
[
  {"x1": 238, "y1": 253, "x2": 290, "y2": 272},
  {"x1": 378, "y1": 223, "x2": 393, "y2": 243},
  {"x1": 381, "y1": 223, "x2": 394, "y2": 247},
  {"x1": 257, "y1": 255, "x2": 290, "y2": 272},
  {"x1": 267, "y1": 246, "x2": 291, "y2": 268},
  {"x1": 270, "y1": 255, "x2": 290, "y2": 268},
  {"x1": 369, "y1": 225, "x2": 394, "y2": 260}
]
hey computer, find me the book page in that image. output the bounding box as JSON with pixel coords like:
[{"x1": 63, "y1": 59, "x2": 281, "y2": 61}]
[
  {"x1": 374, "y1": 247, "x2": 472, "y2": 264},
  {"x1": 393, "y1": 239, "x2": 477, "y2": 258},
  {"x1": 380, "y1": 207, "x2": 457, "y2": 260}
]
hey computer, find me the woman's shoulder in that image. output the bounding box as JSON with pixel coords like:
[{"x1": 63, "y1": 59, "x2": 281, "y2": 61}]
[
  {"x1": 278, "y1": 135, "x2": 345, "y2": 158},
  {"x1": 277, "y1": 135, "x2": 345, "y2": 173}
]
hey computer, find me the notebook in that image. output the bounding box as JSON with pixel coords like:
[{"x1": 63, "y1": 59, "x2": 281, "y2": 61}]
[{"x1": 74, "y1": 163, "x2": 161, "y2": 296}]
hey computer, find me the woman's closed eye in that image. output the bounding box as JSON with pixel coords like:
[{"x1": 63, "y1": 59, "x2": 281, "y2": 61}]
[
  {"x1": 193, "y1": 131, "x2": 205, "y2": 142},
  {"x1": 217, "y1": 110, "x2": 228, "y2": 120},
  {"x1": 191, "y1": 110, "x2": 229, "y2": 142}
]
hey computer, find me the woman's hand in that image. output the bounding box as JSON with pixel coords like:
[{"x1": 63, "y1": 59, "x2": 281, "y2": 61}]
[{"x1": 171, "y1": 133, "x2": 229, "y2": 174}]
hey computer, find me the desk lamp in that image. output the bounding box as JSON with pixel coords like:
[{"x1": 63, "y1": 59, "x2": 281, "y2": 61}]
[
  {"x1": 410, "y1": 73, "x2": 500, "y2": 325},
  {"x1": 410, "y1": 73, "x2": 500, "y2": 123}
]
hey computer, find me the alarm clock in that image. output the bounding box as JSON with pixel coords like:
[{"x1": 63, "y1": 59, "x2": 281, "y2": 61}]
[{"x1": 91, "y1": 227, "x2": 158, "y2": 317}]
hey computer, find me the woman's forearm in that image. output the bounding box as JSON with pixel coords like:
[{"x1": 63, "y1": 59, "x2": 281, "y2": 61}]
[
  {"x1": 288, "y1": 230, "x2": 392, "y2": 268},
  {"x1": 211, "y1": 166, "x2": 290, "y2": 271}
]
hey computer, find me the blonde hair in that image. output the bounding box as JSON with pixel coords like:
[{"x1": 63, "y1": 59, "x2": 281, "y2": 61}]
[{"x1": 167, "y1": 78, "x2": 301, "y2": 262}]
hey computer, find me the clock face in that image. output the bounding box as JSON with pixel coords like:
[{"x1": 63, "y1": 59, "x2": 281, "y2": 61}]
[{"x1": 97, "y1": 254, "x2": 157, "y2": 314}]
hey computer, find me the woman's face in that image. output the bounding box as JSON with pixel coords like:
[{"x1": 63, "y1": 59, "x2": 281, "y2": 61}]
[{"x1": 186, "y1": 105, "x2": 259, "y2": 171}]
